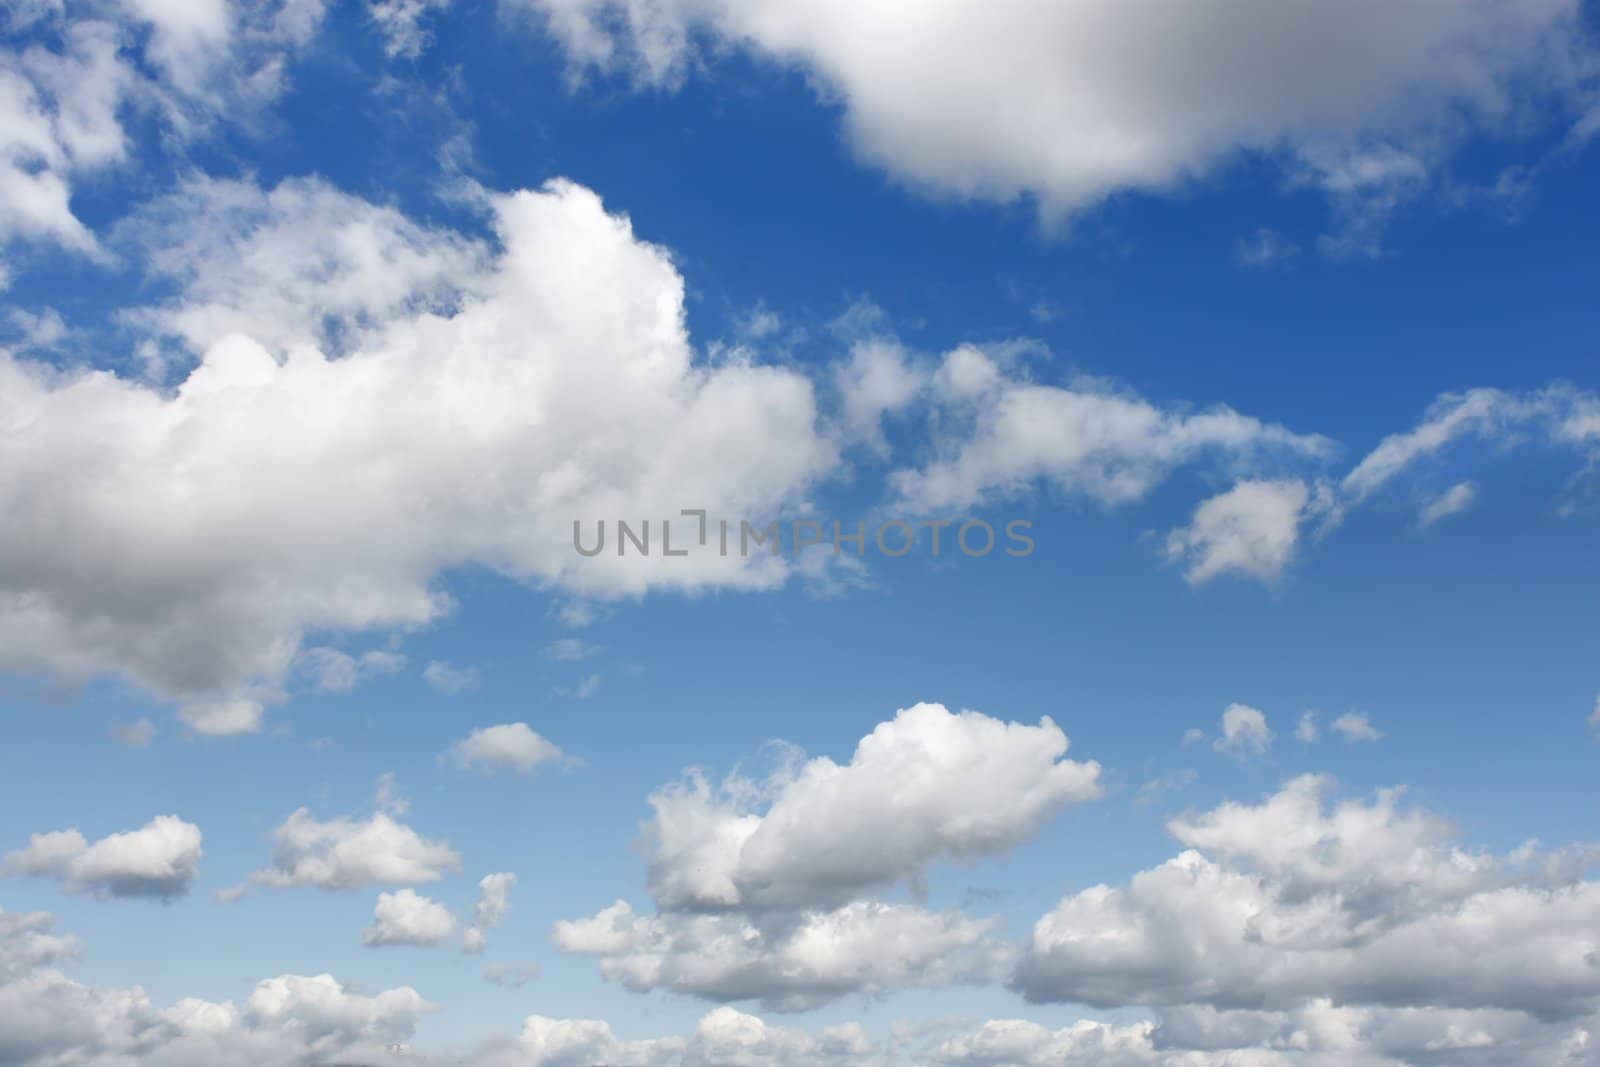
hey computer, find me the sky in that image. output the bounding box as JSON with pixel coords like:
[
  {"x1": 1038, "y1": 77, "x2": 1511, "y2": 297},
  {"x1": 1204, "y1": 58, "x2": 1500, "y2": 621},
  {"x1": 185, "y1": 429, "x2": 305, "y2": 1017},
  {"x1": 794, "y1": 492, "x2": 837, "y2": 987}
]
[{"x1": 1, "y1": 1, "x2": 1600, "y2": 1065}]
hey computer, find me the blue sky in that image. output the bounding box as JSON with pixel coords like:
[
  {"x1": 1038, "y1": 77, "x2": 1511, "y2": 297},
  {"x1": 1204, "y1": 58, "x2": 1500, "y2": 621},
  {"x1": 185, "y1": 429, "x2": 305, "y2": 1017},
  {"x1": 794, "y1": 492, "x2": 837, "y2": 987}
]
[{"x1": 2, "y1": 2, "x2": 1600, "y2": 1065}]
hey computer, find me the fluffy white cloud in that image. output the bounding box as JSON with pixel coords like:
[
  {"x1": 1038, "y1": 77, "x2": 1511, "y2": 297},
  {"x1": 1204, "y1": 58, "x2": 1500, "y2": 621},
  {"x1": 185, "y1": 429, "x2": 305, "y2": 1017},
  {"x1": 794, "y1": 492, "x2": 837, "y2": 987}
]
[
  {"x1": 933, "y1": 1002, "x2": 1600, "y2": 1067},
  {"x1": 364, "y1": 888, "x2": 455, "y2": 947},
  {"x1": 513, "y1": 1005, "x2": 887, "y2": 1067},
  {"x1": 0, "y1": 2, "x2": 327, "y2": 267},
  {"x1": 1166, "y1": 479, "x2": 1323, "y2": 585},
  {"x1": 557, "y1": 703, "x2": 1095, "y2": 1009},
  {"x1": 932, "y1": 1016, "x2": 1284, "y2": 1066},
  {"x1": 7, "y1": 895, "x2": 1600, "y2": 1065},
  {"x1": 0, "y1": 906, "x2": 75, "y2": 981},
  {"x1": 643, "y1": 702, "x2": 1101, "y2": 913},
  {"x1": 244, "y1": 791, "x2": 458, "y2": 891},
  {"x1": 516, "y1": 0, "x2": 1591, "y2": 228},
  {"x1": 1013, "y1": 774, "x2": 1600, "y2": 1029},
  {"x1": 0, "y1": 965, "x2": 434, "y2": 1067},
  {"x1": 0, "y1": 177, "x2": 836, "y2": 731},
  {"x1": 4, "y1": 815, "x2": 201, "y2": 899},
  {"x1": 463, "y1": 872, "x2": 516, "y2": 953},
  {"x1": 117, "y1": 175, "x2": 489, "y2": 359},
  {"x1": 1212, "y1": 703, "x2": 1272, "y2": 759},
  {"x1": 888, "y1": 347, "x2": 1327, "y2": 514},
  {"x1": 1329, "y1": 713, "x2": 1383, "y2": 742},
  {"x1": 0, "y1": 20, "x2": 127, "y2": 256},
  {"x1": 555, "y1": 898, "x2": 1001, "y2": 1012},
  {"x1": 832, "y1": 338, "x2": 928, "y2": 455},
  {"x1": 449, "y1": 723, "x2": 567, "y2": 776},
  {"x1": 1, "y1": 903, "x2": 444, "y2": 1066}
]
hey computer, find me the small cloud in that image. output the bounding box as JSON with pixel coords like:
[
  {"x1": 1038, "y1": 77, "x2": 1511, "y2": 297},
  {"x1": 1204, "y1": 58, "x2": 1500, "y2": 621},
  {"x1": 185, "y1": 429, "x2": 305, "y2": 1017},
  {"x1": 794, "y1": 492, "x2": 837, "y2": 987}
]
[
  {"x1": 1330, "y1": 712, "x2": 1383, "y2": 742},
  {"x1": 1181, "y1": 728, "x2": 1207, "y2": 747},
  {"x1": 299, "y1": 647, "x2": 405, "y2": 693},
  {"x1": 482, "y1": 961, "x2": 539, "y2": 988},
  {"x1": 448, "y1": 724, "x2": 567, "y2": 777},
  {"x1": 363, "y1": 889, "x2": 454, "y2": 948},
  {"x1": 1135, "y1": 769, "x2": 1197, "y2": 806},
  {"x1": 463, "y1": 872, "x2": 516, "y2": 954},
  {"x1": 736, "y1": 302, "x2": 782, "y2": 340},
  {"x1": 1419, "y1": 481, "x2": 1477, "y2": 527},
  {"x1": 374, "y1": 772, "x2": 409, "y2": 816},
  {"x1": 1235, "y1": 228, "x2": 1299, "y2": 268},
  {"x1": 542, "y1": 638, "x2": 601, "y2": 662},
  {"x1": 178, "y1": 696, "x2": 264, "y2": 736},
  {"x1": 110, "y1": 718, "x2": 156, "y2": 749},
  {"x1": 1296, "y1": 711, "x2": 1319, "y2": 743},
  {"x1": 1213, "y1": 703, "x2": 1272, "y2": 759},
  {"x1": 555, "y1": 673, "x2": 601, "y2": 700},
  {"x1": 552, "y1": 601, "x2": 599, "y2": 628},
  {"x1": 1589, "y1": 695, "x2": 1600, "y2": 737},
  {"x1": 423, "y1": 661, "x2": 478, "y2": 694},
  {"x1": 1166, "y1": 479, "x2": 1321, "y2": 586}
]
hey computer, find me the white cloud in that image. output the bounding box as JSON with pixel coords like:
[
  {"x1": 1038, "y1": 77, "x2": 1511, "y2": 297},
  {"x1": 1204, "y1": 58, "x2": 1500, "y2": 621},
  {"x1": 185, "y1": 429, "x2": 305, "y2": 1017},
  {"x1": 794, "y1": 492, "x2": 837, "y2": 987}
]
[
  {"x1": 1330, "y1": 713, "x2": 1383, "y2": 742},
  {"x1": 368, "y1": 0, "x2": 451, "y2": 59},
  {"x1": 0, "y1": 906, "x2": 75, "y2": 981},
  {"x1": 557, "y1": 703, "x2": 1096, "y2": 1009},
  {"x1": 298, "y1": 647, "x2": 404, "y2": 693},
  {"x1": 933, "y1": 1003, "x2": 1600, "y2": 1067},
  {"x1": 463, "y1": 872, "x2": 516, "y2": 954},
  {"x1": 556, "y1": 672, "x2": 601, "y2": 699},
  {"x1": 1166, "y1": 479, "x2": 1320, "y2": 585},
  {"x1": 0, "y1": 2, "x2": 328, "y2": 269},
  {"x1": 1590, "y1": 695, "x2": 1600, "y2": 737},
  {"x1": 482, "y1": 961, "x2": 539, "y2": 988},
  {"x1": 423, "y1": 661, "x2": 478, "y2": 694},
  {"x1": 1341, "y1": 386, "x2": 1600, "y2": 501},
  {"x1": 363, "y1": 889, "x2": 454, "y2": 947},
  {"x1": 1134, "y1": 769, "x2": 1196, "y2": 807},
  {"x1": 515, "y1": 0, "x2": 1590, "y2": 229},
  {"x1": 832, "y1": 338, "x2": 928, "y2": 455},
  {"x1": 888, "y1": 346, "x2": 1327, "y2": 514},
  {"x1": 8, "y1": 892, "x2": 1600, "y2": 1065},
  {"x1": 1295, "y1": 711, "x2": 1319, "y2": 743},
  {"x1": 1420, "y1": 480, "x2": 1478, "y2": 527},
  {"x1": 514, "y1": 1005, "x2": 887, "y2": 1067},
  {"x1": 117, "y1": 175, "x2": 488, "y2": 359},
  {"x1": 177, "y1": 695, "x2": 267, "y2": 736},
  {"x1": 932, "y1": 1017, "x2": 1255, "y2": 1066},
  {"x1": 449, "y1": 723, "x2": 566, "y2": 776},
  {"x1": 1212, "y1": 703, "x2": 1272, "y2": 759},
  {"x1": 554, "y1": 898, "x2": 1002, "y2": 1012},
  {"x1": 1014, "y1": 774, "x2": 1600, "y2": 1025},
  {"x1": 244, "y1": 785, "x2": 458, "y2": 891},
  {"x1": 0, "y1": 177, "x2": 837, "y2": 732},
  {"x1": 643, "y1": 702, "x2": 1101, "y2": 913},
  {"x1": 542, "y1": 637, "x2": 600, "y2": 662},
  {"x1": 4, "y1": 815, "x2": 201, "y2": 899}
]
